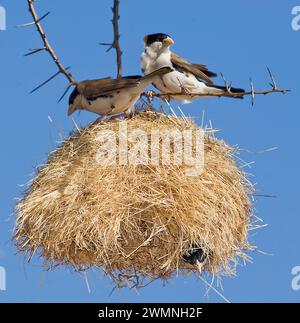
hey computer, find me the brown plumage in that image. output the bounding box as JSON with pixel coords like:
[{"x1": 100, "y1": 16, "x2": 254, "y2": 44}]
[
  {"x1": 74, "y1": 77, "x2": 142, "y2": 100},
  {"x1": 171, "y1": 53, "x2": 217, "y2": 85},
  {"x1": 68, "y1": 67, "x2": 173, "y2": 116}
]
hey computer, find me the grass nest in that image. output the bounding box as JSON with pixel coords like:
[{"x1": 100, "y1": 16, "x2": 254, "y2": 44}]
[{"x1": 15, "y1": 112, "x2": 254, "y2": 288}]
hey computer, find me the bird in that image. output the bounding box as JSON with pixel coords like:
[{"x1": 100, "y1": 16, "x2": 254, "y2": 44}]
[
  {"x1": 141, "y1": 33, "x2": 245, "y2": 102},
  {"x1": 68, "y1": 66, "x2": 173, "y2": 117},
  {"x1": 183, "y1": 245, "x2": 207, "y2": 266}
]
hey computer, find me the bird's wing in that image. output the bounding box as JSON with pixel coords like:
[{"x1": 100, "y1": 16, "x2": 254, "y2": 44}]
[
  {"x1": 77, "y1": 77, "x2": 142, "y2": 99},
  {"x1": 171, "y1": 53, "x2": 217, "y2": 85}
]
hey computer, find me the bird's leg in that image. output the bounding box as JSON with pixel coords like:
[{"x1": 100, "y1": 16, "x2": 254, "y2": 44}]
[
  {"x1": 124, "y1": 105, "x2": 136, "y2": 119},
  {"x1": 144, "y1": 90, "x2": 156, "y2": 103},
  {"x1": 124, "y1": 110, "x2": 135, "y2": 119},
  {"x1": 165, "y1": 96, "x2": 171, "y2": 103},
  {"x1": 177, "y1": 77, "x2": 192, "y2": 95},
  {"x1": 91, "y1": 115, "x2": 108, "y2": 126},
  {"x1": 181, "y1": 86, "x2": 192, "y2": 95},
  {"x1": 109, "y1": 114, "x2": 123, "y2": 122}
]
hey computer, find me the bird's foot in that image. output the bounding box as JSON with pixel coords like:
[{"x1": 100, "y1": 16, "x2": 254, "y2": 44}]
[
  {"x1": 109, "y1": 114, "x2": 124, "y2": 122},
  {"x1": 124, "y1": 111, "x2": 135, "y2": 119},
  {"x1": 180, "y1": 86, "x2": 192, "y2": 95},
  {"x1": 91, "y1": 115, "x2": 107, "y2": 126},
  {"x1": 91, "y1": 114, "x2": 125, "y2": 125},
  {"x1": 124, "y1": 106, "x2": 136, "y2": 119}
]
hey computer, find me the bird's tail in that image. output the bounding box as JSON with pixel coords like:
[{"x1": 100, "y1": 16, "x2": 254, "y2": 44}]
[
  {"x1": 206, "y1": 84, "x2": 245, "y2": 99},
  {"x1": 142, "y1": 66, "x2": 173, "y2": 81}
]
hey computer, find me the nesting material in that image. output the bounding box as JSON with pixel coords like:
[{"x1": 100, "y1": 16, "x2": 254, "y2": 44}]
[{"x1": 15, "y1": 112, "x2": 254, "y2": 288}]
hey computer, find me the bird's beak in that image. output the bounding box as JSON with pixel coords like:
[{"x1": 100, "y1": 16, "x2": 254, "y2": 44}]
[{"x1": 163, "y1": 36, "x2": 174, "y2": 46}]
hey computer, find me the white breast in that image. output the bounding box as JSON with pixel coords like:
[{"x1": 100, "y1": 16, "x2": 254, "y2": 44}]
[
  {"x1": 141, "y1": 50, "x2": 173, "y2": 75},
  {"x1": 78, "y1": 79, "x2": 152, "y2": 116},
  {"x1": 141, "y1": 47, "x2": 208, "y2": 99},
  {"x1": 154, "y1": 70, "x2": 209, "y2": 98},
  {"x1": 78, "y1": 90, "x2": 138, "y2": 116}
]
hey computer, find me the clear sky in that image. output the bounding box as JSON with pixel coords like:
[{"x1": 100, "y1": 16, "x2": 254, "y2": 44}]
[{"x1": 0, "y1": 0, "x2": 299, "y2": 303}]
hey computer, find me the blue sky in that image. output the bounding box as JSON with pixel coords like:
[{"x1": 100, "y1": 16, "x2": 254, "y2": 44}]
[{"x1": 0, "y1": 0, "x2": 300, "y2": 303}]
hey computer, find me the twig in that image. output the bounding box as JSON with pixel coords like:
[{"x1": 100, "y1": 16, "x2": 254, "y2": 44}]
[
  {"x1": 16, "y1": 11, "x2": 50, "y2": 28},
  {"x1": 253, "y1": 194, "x2": 277, "y2": 198},
  {"x1": 71, "y1": 117, "x2": 82, "y2": 134},
  {"x1": 58, "y1": 82, "x2": 75, "y2": 102},
  {"x1": 24, "y1": 47, "x2": 46, "y2": 57},
  {"x1": 250, "y1": 77, "x2": 255, "y2": 107},
  {"x1": 146, "y1": 69, "x2": 290, "y2": 102},
  {"x1": 267, "y1": 66, "x2": 278, "y2": 89},
  {"x1": 25, "y1": 0, "x2": 77, "y2": 91},
  {"x1": 82, "y1": 271, "x2": 91, "y2": 294},
  {"x1": 30, "y1": 69, "x2": 69, "y2": 93},
  {"x1": 199, "y1": 276, "x2": 231, "y2": 303},
  {"x1": 125, "y1": 226, "x2": 166, "y2": 259},
  {"x1": 100, "y1": 0, "x2": 122, "y2": 78},
  {"x1": 220, "y1": 72, "x2": 231, "y2": 92},
  {"x1": 150, "y1": 87, "x2": 290, "y2": 100}
]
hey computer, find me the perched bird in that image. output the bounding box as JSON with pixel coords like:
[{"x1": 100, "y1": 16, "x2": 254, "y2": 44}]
[
  {"x1": 141, "y1": 33, "x2": 245, "y2": 102},
  {"x1": 183, "y1": 245, "x2": 207, "y2": 266},
  {"x1": 68, "y1": 66, "x2": 173, "y2": 117}
]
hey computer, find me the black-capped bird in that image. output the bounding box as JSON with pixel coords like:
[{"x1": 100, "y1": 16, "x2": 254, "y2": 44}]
[
  {"x1": 183, "y1": 246, "x2": 207, "y2": 266},
  {"x1": 141, "y1": 33, "x2": 245, "y2": 102},
  {"x1": 68, "y1": 66, "x2": 173, "y2": 117}
]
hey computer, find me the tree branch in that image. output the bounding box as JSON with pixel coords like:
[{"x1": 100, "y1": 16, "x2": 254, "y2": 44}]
[
  {"x1": 100, "y1": 0, "x2": 122, "y2": 78},
  {"x1": 26, "y1": 0, "x2": 77, "y2": 89},
  {"x1": 149, "y1": 87, "x2": 290, "y2": 100},
  {"x1": 143, "y1": 69, "x2": 290, "y2": 105}
]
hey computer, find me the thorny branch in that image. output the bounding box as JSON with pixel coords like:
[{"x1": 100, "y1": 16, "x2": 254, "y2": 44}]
[
  {"x1": 100, "y1": 0, "x2": 122, "y2": 78},
  {"x1": 24, "y1": 0, "x2": 77, "y2": 93},
  {"x1": 22, "y1": 1, "x2": 289, "y2": 110},
  {"x1": 144, "y1": 68, "x2": 290, "y2": 107}
]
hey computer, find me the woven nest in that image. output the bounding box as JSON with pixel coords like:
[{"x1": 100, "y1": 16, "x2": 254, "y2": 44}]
[{"x1": 15, "y1": 112, "x2": 254, "y2": 288}]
